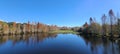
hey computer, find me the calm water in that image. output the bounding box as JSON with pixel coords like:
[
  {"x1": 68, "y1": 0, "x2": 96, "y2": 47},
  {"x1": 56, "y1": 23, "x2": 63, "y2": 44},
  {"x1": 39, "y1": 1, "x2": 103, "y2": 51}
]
[{"x1": 0, "y1": 33, "x2": 120, "y2": 54}]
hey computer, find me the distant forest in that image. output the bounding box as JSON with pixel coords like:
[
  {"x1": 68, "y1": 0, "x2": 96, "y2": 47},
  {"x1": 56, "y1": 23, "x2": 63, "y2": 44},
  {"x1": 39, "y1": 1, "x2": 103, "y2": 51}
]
[
  {"x1": 0, "y1": 21, "x2": 59, "y2": 35},
  {"x1": 0, "y1": 9, "x2": 120, "y2": 38},
  {"x1": 79, "y1": 9, "x2": 120, "y2": 38}
]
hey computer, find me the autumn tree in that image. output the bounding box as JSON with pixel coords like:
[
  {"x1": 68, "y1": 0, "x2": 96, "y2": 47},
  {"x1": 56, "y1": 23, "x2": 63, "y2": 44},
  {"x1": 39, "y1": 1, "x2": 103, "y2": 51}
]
[
  {"x1": 0, "y1": 21, "x2": 2, "y2": 35},
  {"x1": 13, "y1": 22, "x2": 17, "y2": 34},
  {"x1": 42, "y1": 24, "x2": 48, "y2": 32},
  {"x1": 2, "y1": 22, "x2": 9, "y2": 35},
  {"x1": 22, "y1": 23, "x2": 27, "y2": 34},
  {"x1": 48, "y1": 25, "x2": 58, "y2": 31},
  {"x1": 26, "y1": 21, "x2": 30, "y2": 33},
  {"x1": 37, "y1": 22, "x2": 41, "y2": 32},
  {"x1": 34, "y1": 22, "x2": 37, "y2": 32},
  {"x1": 31, "y1": 22, "x2": 35, "y2": 33},
  {"x1": 16, "y1": 23, "x2": 22, "y2": 34},
  {"x1": 8, "y1": 22, "x2": 17, "y2": 34},
  {"x1": 0, "y1": 20, "x2": 60, "y2": 35},
  {"x1": 52, "y1": 25, "x2": 58, "y2": 31}
]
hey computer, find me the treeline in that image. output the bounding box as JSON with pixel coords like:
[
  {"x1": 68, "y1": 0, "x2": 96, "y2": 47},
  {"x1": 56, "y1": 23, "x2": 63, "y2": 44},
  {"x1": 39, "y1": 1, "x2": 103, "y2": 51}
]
[
  {"x1": 0, "y1": 21, "x2": 58, "y2": 35},
  {"x1": 79, "y1": 9, "x2": 120, "y2": 37}
]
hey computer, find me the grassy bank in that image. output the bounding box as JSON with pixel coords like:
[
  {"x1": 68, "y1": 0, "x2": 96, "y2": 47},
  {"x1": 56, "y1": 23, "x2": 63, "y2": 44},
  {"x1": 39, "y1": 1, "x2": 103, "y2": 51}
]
[{"x1": 49, "y1": 30, "x2": 78, "y2": 34}]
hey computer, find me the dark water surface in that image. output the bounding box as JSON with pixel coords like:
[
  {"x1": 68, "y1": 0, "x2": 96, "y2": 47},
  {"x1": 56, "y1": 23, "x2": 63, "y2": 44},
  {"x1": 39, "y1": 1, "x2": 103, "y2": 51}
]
[{"x1": 0, "y1": 33, "x2": 120, "y2": 54}]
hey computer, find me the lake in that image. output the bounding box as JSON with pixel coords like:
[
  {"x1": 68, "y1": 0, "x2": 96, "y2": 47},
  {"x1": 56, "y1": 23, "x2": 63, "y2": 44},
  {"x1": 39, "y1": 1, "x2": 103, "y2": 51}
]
[{"x1": 0, "y1": 33, "x2": 120, "y2": 54}]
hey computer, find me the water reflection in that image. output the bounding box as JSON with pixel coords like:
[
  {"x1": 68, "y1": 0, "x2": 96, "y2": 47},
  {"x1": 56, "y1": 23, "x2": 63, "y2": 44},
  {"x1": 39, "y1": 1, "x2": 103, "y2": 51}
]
[
  {"x1": 80, "y1": 35, "x2": 120, "y2": 54},
  {"x1": 0, "y1": 33, "x2": 120, "y2": 54},
  {"x1": 0, "y1": 33, "x2": 57, "y2": 46}
]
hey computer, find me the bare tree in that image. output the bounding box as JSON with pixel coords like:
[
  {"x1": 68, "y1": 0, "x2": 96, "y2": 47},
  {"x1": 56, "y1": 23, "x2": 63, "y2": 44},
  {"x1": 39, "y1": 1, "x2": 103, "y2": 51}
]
[
  {"x1": 101, "y1": 14, "x2": 107, "y2": 36},
  {"x1": 109, "y1": 9, "x2": 115, "y2": 36},
  {"x1": 117, "y1": 12, "x2": 120, "y2": 36},
  {"x1": 90, "y1": 17, "x2": 94, "y2": 25}
]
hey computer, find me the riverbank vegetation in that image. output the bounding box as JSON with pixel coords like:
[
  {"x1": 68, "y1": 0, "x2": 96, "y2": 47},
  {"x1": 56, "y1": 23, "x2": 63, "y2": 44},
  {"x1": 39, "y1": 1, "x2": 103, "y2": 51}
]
[
  {"x1": 1, "y1": 9, "x2": 120, "y2": 39},
  {"x1": 0, "y1": 20, "x2": 79, "y2": 35},
  {"x1": 78, "y1": 9, "x2": 120, "y2": 38},
  {"x1": 0, "y1": 21, "x2": 59, "y2": 35}
]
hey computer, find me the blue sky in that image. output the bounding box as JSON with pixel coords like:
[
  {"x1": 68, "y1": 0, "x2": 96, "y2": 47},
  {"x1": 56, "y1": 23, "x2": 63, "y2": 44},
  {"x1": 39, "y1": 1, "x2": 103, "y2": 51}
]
[{"x1": 0, "y1": 0, "x2": 120, "y2": 27}]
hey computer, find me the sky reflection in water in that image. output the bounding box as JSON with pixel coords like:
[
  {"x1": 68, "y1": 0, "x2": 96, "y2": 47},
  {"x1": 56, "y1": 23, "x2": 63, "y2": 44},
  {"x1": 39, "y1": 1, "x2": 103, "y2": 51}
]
[{"x1": 0, "y1": 33, "x2": 120, "y2": 54}]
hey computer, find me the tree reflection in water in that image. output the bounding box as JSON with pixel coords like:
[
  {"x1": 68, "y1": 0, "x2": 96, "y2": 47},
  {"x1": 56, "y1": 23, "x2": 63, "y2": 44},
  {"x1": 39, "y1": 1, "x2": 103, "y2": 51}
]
[
  {"x1": 1, "y1": 34, "x2": 120, "y2": 54},
  {"x1": 0, "y1": 33, "x2": 57, "y2": 46},
  {"x1": 80, "y1": 35, "x2": 120, "y2": 54}
]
